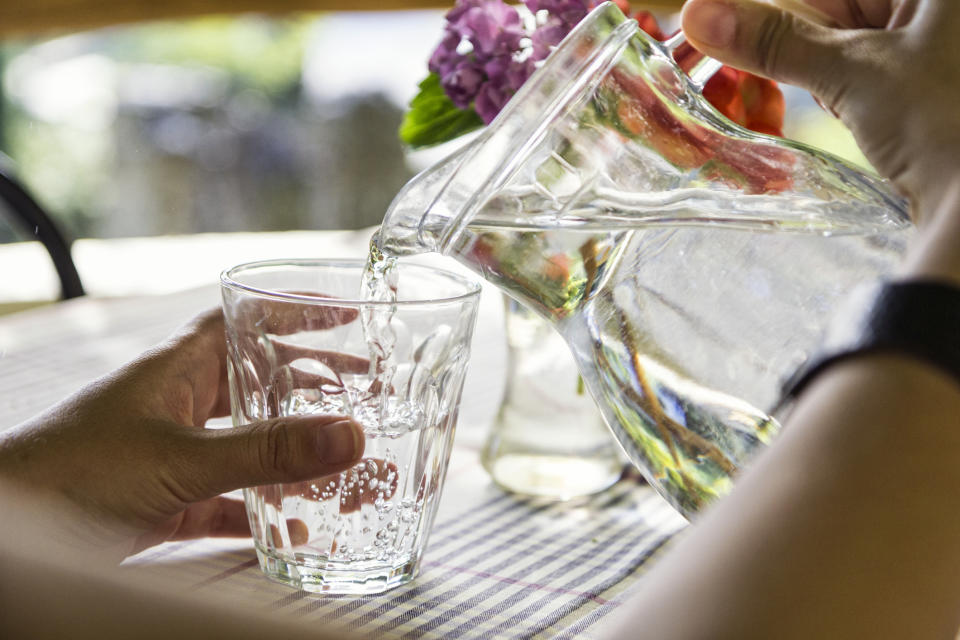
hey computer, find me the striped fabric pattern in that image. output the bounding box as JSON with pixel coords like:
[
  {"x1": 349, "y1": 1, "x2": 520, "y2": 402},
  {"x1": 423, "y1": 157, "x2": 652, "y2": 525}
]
[{"x1": 128, "y1": 466, "x2": 686, "y2": 639}]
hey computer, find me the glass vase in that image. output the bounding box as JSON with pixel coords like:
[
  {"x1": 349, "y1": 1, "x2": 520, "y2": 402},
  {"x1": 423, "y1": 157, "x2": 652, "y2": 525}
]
[{"x1": 481, "y1": 296, "x2": 623, "y2": 499}]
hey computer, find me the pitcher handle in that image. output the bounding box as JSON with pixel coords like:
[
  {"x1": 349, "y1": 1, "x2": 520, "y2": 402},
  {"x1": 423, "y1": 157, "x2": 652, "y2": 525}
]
[{"x1": 661, "y1": 31, "x2": 724, "y2": 91}]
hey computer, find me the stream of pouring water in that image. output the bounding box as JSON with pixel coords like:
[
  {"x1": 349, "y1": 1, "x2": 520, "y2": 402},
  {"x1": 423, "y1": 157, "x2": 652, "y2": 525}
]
[{"x1": 360, "y1": 232, "x2": 401, "y2": 419}]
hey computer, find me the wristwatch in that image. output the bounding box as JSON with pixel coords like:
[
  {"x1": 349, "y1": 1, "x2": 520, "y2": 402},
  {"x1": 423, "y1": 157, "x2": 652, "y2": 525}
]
[{"x1": 780, "y1": 279, "x2": 960, "y2": 402}]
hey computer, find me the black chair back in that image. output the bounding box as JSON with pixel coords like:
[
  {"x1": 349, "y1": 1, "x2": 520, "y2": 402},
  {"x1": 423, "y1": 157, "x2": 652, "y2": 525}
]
[{"x1": 0, "y1": 157, "x2": 84, "y2": 299}]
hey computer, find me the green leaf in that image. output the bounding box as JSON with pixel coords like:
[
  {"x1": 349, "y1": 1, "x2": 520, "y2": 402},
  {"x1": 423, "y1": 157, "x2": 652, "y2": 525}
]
[{"x1": 400, "y1": 73, "x2": 484, "y2": 149}]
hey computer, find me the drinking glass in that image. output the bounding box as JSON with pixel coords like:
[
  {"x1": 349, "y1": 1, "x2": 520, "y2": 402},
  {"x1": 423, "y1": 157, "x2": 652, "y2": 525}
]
[{"x1": 221, "y1": 259, "x2": 480, "y2": 594}]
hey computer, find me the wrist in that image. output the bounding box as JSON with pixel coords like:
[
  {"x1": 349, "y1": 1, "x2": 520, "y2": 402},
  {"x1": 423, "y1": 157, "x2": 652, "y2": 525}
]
[
  {"x1": 902, "y1": 178, "x2": 960, "y2": 286},
  {"x1": 901, "y1": 157, "x2": 960, "y2": 227}
]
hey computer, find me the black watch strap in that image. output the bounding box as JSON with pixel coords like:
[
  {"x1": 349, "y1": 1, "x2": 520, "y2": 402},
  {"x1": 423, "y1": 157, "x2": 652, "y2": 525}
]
[{"x1": 781, "y1": 280, "x2": 960, "y2": 402}]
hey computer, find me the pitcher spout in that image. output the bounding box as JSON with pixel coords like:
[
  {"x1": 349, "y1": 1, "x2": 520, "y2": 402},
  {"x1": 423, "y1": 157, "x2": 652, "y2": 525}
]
[{"x1": 376, "y1": 144, "x2": 474, "y2": 258}]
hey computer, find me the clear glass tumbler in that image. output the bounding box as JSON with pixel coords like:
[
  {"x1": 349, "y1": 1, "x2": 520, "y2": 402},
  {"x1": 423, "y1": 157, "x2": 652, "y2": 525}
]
[{"x1": 221, "y1": 259, "x2": 480, "y2": 594}]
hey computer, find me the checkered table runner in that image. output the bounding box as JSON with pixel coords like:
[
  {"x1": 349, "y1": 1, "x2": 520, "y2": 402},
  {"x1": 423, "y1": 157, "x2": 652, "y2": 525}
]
[{"x1": 127, "y1": 467, "x2": 685, "y2": 639}]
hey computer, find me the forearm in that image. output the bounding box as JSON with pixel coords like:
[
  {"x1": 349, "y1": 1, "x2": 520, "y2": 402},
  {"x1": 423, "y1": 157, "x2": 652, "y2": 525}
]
[
  {"x1": 607, "y1": 358, "x2": 960, "y2": 639},
  {"x1": 606, "y1": 189, "x2": 960, "y2": 639},
  {"x1": 0, "y1": 543, "x2": 346, "y2": 639}
]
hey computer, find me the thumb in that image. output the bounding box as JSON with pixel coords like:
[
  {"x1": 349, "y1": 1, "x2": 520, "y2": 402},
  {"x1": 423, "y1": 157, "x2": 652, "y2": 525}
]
[
  {"x1": 680, "y1": 0, "x2": 863, "y2": 103},
  {"x1": 181, "y1": 415, "x2": 365, "y2": 499}
]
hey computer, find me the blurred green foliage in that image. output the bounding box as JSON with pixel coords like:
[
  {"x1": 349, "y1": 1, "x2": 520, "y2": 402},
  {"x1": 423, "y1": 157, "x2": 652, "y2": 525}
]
[
  {"x1": 4, "y1": 114, "x2": 103, "y2": 239},
  {"x1": 784, "y1": 109, "x2": 872, "y2": 171},
  {"x1": 0, "y1": 16, "x2": 313, "y2": 243},
  {"x1": 102, "y1": 17, "x2": 311, "y2": 96}
]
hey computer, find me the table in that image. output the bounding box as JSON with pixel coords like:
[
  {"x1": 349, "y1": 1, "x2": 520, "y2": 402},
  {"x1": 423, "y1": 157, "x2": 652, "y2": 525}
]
[{"x1": 0, "y1": 232, "x2": 686, "y2": 639}]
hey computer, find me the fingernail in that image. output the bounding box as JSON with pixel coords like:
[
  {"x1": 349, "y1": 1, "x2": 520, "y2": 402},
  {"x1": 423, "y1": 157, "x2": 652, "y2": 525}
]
[
  {"x1": 684, "y1": 0, "x2": 737, "y2": 48},
  {"x1": 317, "y1": 419, "x2": 364, "y2": 463}
]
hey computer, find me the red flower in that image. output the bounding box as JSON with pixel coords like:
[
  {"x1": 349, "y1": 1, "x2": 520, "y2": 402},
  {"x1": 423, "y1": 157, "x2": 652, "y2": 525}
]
[{"x1": 737, "y1": 72, "x2": 786, "y2": 136}]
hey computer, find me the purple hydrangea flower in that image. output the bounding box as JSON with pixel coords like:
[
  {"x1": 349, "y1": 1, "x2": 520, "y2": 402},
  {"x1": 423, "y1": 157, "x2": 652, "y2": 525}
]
[
  {"x1": 482, "y1": 56, "x2": 534, "y2": 91},
  {"x1": 474, "y1": 82, "x2": 511, "y2": 124},
  {"x1": 525, "y1": 0, "x2": 594, "y2": 61},
  {"x1": 428, "y1": 31, "x2": 462, "y2": 78},
  {"x1": 443, "y1": 61, "x2": 486, "y2": 109},
  {"x1": 524, "y1": 0, "x2": 591, "y2": 27},
  {"x1": 428, "y1": 0, "x2": 533, "y2": 124},
  {"x1": 457, "y1": 1, "x2": 525, "y2": 56},
  {"x1": 529, "y1": 16, "x2": 569, "y2": 60},
  {"x1": 427, "y1": 0, "x2": 600, "y2": 123}
]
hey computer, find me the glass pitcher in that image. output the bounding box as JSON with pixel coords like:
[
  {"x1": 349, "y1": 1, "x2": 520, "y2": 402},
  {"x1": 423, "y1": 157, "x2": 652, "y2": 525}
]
[{"x1": 375, "y1": 2, "x2": 912, "y2": 518}]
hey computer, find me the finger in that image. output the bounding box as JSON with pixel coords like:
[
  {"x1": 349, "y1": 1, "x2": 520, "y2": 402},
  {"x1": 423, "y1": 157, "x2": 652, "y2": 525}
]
[
  {"x1": 234, "y1": 294, "x2": 359, "y2": 336},
  {"x1": 270, "y1": 341, "x2": 370, "y2": 375},
  {"x1": 680, "y1": 0, "x2": 867, "y2": 98},
  {"x1": 210, "y1": 346, "x2": 370, "y2": 421},
  {"x1": 218, "y1": 297, "x2": 367, "y2": 420},
  {"x1": 170, "y1": 307, "x2": 233, "y2": 421},
  {"x1": 180, "y1": 415, "x2": 365, "y2": 500},
  {"x1": 269, "y1": 519, "x2": 310, "y2": 547},
  {"x1": 129, "y1": 496, "x2": 251, "y2": 554},
  {"x1": 172, "y1": 496, "x2": 251, "y2": 539},
  {"x1": 767, "y1": 0, "x2": 893, "y2": 27},
  {"x1": 143, "y1": 309, "x2": 230, "y2": 427},
  {"x1": 763, "y1": 0, "x2": 836, "y2": 26}
]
